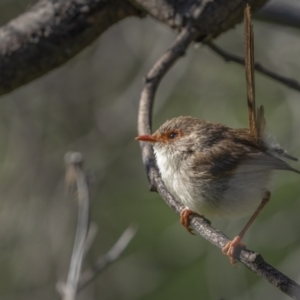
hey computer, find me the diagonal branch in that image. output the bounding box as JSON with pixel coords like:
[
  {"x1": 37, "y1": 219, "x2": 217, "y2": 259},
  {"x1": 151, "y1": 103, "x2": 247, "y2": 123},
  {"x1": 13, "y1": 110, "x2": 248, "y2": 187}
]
[
  {"x1": 207, "y1": 42, "x2": 300, "y2": 92},
  {"x1": 0, "y1": 0, "x2": 143, "y2": 96},
  {"x1": 137, "y1": 24, "x2": 300, "y2": 300},
  {"x1": 0, "y1": 0, "x2": 269, "y2": 97},
  {"x1": 77, "y1": 225, "x2": 138, "y2": 292}
]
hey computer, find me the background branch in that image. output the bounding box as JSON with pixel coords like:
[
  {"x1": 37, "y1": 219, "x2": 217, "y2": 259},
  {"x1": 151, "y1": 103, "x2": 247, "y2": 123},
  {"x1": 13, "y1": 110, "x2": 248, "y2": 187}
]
[
  {"x1": 59, "y1": 153, "x2": 138, "y2": 299},
  {"x1": 137, "y1": 19, "x2": 300, "y2": 300},
  {"x1": 207, "y1": 42, "x2": 300, "y2": 92},
  {"x1": 60, "y1": 152, "x2": 91, "y2": 300},
  {"x1": 0, "y1": 0, "x2": 268, "y2": 96},
  {"x1": 77, "y1": 225, "x2": 138, "y2": 293}
]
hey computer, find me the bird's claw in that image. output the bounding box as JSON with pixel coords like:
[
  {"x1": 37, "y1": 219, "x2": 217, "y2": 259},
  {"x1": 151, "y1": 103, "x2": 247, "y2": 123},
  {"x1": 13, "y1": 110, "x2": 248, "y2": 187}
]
[
  {"x1": 180, "y1": 208, "x2": 210, "y2": 234},
  {"x1": 222, "y1": 236, "x2": 246, "y2": 265}
]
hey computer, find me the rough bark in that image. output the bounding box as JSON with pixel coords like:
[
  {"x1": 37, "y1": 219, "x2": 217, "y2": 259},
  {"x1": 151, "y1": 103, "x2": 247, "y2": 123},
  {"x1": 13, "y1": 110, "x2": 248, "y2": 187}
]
[
  {"x1": 0, "y1": 0, "x2": 270, "y2": 96},
  {"x1": 0, "y1": 0, "x2": 143, "y2": 95},
  {"x1": 133, "y1": 0, "x2": 268, "y2": 39}
]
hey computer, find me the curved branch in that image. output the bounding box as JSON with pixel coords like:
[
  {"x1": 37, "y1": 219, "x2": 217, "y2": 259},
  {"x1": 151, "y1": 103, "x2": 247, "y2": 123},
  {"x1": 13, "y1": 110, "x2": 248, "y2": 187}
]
[
  {"x1": 137, "y1": 22, "x2": 300, "y2": 300},
  {"x1": 58, "y1": 153, "x2": 137, "y2": 298},
  {"x1": 60, "y1": 152, "x2": 91, "y2": 300},
  {"x1": 0, "y1": 0, "x2": 143, "y2": 96}
]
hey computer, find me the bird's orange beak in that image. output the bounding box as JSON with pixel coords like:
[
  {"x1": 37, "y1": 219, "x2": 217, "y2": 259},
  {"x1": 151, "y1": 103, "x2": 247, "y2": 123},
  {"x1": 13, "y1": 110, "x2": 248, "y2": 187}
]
[{"x1": 135, "y1": 134, "x2": 158, "y2": 143}]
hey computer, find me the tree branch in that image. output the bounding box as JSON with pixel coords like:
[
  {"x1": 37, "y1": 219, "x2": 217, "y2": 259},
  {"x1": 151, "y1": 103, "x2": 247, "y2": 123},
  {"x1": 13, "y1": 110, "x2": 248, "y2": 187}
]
[
  {"x1": 133, "y1": 0, "x2": 268, "y2": 36},
  {"x1": 0, "y1": 0, "x2": 270, "y2": 96},
  {"x1": 60, "y1": 152, "x2": 91, "y2": 300},
  {"x1": 207, "y1": 42, "x2": 300, "y2": 92},
  {"x1": 137, "y1": 19, "x2": 300, "y2": 300},
  {"x1": 0, "y1": 0, "x2": 297, "y2": 97},
  {"x1": 77, "y1": 225, "x2": 138, "y2": 293},
  {"x1": 58, "y1": 153, "x2": 137, "y2": 299},
  {"x1": 0, "y1": 0, "x2": 143, "y2": 96}
]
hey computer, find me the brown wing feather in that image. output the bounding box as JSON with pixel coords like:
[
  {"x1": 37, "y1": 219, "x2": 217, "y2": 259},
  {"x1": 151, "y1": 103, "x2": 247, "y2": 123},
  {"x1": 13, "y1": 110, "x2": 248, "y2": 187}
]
[{"x1": 189, "y1": 127, "x2": 299, "y2": 178}]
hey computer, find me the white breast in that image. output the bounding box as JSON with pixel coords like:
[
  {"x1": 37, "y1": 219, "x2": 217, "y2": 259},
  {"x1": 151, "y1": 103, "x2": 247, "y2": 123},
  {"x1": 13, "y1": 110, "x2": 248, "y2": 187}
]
[
  {"x1": 154, "y1": 147, "x2": 207, "y2": 211},
  {"x1": 154, "y1": 147, "x2": 271, "y2": 219}
]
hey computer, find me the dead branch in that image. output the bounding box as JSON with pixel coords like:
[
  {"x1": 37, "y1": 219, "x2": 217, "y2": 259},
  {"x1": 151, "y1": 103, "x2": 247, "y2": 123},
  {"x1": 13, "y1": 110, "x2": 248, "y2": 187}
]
[
  {"x1": 58, "y1": 152, "x2": 137, "y2": 299},
  {"x1": 0, "y1": 0, "x2": 143, "y2": 96},
  {"x1": 77, "y1": 225, "x2": 138, "y2": 292},
  {"x1": 137, "y1": 8, "x2": 300, "y2": 300},
  {"x1": 134, "y1": 0, "x2": 268, "y2": 35},
  {"x1": 0, "y1": 0, "x2": 269, "y2": 96},
  {"x1": 207, "y1": 42, "x2": 300, "y2": 92},
  {"x1": 0, "y1": 0, "x2": 299, "y2": 97},
  {"x1": 60, "y1": 152, "x2": 91, "y2": 300}
]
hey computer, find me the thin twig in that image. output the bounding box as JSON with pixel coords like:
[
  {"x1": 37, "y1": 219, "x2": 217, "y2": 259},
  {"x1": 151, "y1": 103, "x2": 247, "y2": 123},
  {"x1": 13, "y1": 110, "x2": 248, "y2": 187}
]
[
  {"x1": 138, "y1": 26, "x2": 200, "y2": 188},
  {"x1": 77, "y1": 225, "x2": 138, "y2": 292},
  {"x1": 58, "y1": 154, "x2": 137, "y2": 299},
  {"x1": 84, "y1": 222, "x2": 98, "y2": 256},
  {"x1": 60, "y1": 152, "x2": 91, "y2": 300},
  {"x1": 207, "y1": 42, "x2": 300, "y2": 92},
  {"x1": 137, "y1": 19, "x2": 300, "y2": 300}
]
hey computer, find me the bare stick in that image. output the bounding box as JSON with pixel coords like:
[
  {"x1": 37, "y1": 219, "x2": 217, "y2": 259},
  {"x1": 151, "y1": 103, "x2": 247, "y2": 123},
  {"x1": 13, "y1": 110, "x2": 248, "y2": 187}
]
[
  {"x1": 207, "y1": 42, "x2": 300, "y2": 93},
  {"x1": 137, "y1": 15, "x2": 300, "y2": 300},
  {"x1": 61, "y1": 152, "x2": 91, "y2": 300},
  {"x1": 58, "y1": 154, "x2": 137, "y2": 298},
  {"x1": 77, "y1": 225, "x2": 138, "y2": 292},
  {"x1": 138, "y1": 26, "x2": 201, "y2": 189}
]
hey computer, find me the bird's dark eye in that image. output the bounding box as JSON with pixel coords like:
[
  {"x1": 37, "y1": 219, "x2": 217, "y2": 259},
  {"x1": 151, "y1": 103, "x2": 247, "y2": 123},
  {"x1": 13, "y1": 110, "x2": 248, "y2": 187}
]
[{"x1": 169, "y1": 132, "x2": 177, "y2": 139}]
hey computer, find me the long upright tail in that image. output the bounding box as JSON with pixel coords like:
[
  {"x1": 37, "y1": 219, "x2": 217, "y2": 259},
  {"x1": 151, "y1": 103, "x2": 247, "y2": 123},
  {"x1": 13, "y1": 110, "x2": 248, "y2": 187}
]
[{"x1": 244, "y1": 5, "x2": 265, "y2": 144}]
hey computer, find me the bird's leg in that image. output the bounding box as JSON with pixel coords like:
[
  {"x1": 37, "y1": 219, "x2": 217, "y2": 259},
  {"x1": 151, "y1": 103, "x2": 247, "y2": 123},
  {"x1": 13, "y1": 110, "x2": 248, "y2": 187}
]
[
  {"x1": 222, "y1": 190, "x2": 271, "y2": 264},
  {"x1": 180, "y1": 208, "x2": 211, "y2": 234}
]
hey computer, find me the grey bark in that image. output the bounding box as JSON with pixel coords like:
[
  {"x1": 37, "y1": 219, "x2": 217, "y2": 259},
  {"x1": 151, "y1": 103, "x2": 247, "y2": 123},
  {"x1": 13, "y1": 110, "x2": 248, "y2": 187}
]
[
  {"x1": 133, "y1": 0, "x2": 268, "y2": 37},
  {"x1": 0, "y1": 0, "x2": 270, "y2": 96},
  {"x1": 0, "y1": 0, "x2": 142, "y2": 96}
]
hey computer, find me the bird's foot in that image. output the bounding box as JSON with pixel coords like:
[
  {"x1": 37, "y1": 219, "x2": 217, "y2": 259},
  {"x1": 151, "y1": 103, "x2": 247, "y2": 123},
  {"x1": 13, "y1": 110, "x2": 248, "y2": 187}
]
[
  {"x1": 222, "y1": 236, "x2": 246, "y2": 265},
  {"x1": 180, "y1": 208, "x2": 210, "y2": 234}
]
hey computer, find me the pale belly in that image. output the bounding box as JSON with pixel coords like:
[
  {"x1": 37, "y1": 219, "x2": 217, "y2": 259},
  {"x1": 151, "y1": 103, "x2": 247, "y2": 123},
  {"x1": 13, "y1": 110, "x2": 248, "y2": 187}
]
[
  {"x1": 161, "y1": 168, "x2": 271, "y2": 218},
  {"x1": 155, "y1": 147, "x2": 271, "y2": 218}
]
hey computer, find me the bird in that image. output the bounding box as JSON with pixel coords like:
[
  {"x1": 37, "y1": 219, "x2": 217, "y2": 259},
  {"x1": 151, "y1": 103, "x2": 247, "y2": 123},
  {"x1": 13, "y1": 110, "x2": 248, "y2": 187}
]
[
  {"x1": 136, "y1": 115, "x2": 299, "y2": 263},
  {"x1": 136, "y1": 5, "x2": 299, "y2": 264}
]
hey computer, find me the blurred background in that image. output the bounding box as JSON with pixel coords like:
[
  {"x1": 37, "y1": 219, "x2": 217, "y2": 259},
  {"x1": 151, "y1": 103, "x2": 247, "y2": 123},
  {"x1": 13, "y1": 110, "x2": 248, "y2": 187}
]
[{"x1": 0, "y1": 0, "x2": 300, "y2": 299}]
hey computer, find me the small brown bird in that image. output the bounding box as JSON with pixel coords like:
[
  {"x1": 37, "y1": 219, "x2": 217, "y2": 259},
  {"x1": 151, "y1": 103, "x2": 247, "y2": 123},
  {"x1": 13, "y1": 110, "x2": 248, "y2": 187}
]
[
  {"x1": 136, "y1": 116, "x2": 299, "y2": 263},
  {"x1": 136, "y1": 5, "x2": 299, "y2": 264}
]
